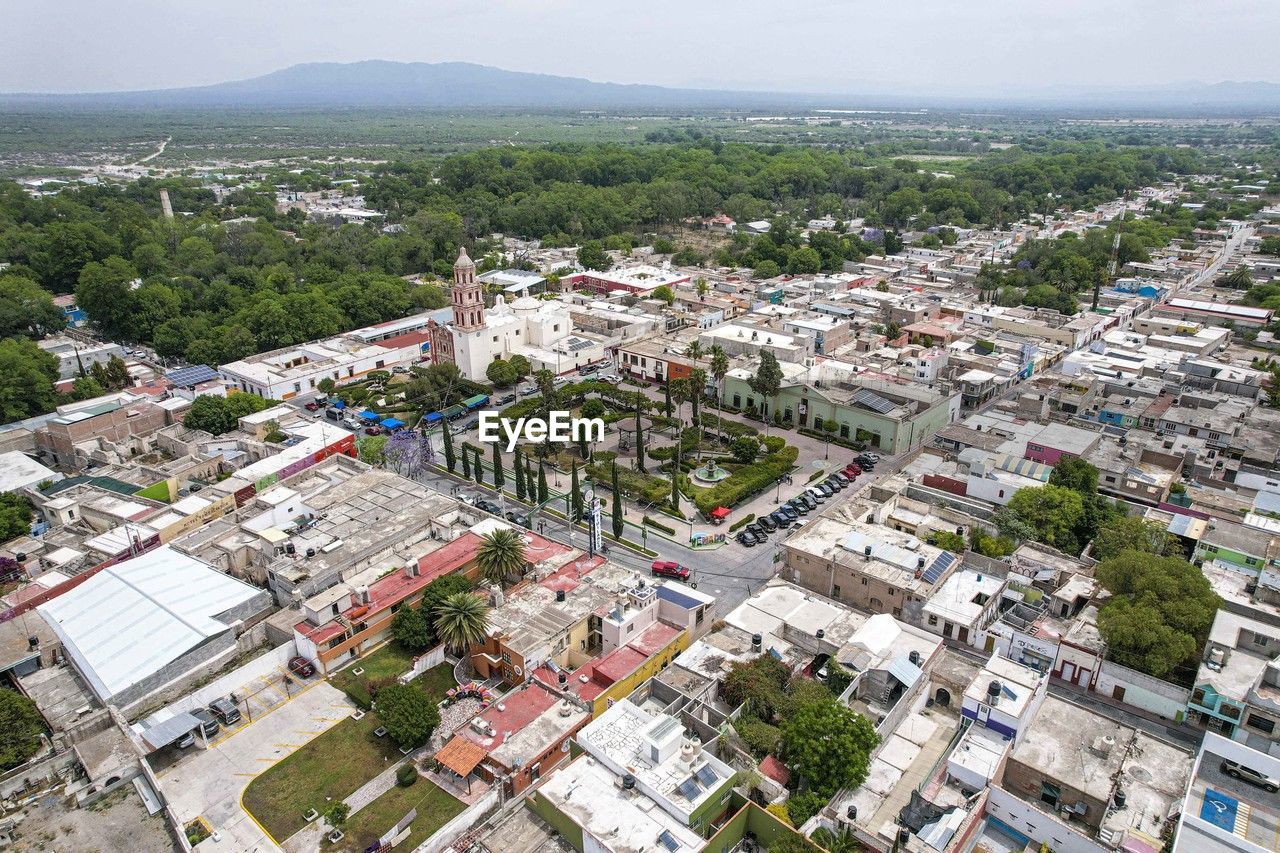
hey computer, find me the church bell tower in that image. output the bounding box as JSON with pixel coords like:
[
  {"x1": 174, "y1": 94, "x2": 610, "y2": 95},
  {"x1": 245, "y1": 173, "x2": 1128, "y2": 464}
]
[{"x1": 451, "y1": 247, "x2": 484, "y2": 331}]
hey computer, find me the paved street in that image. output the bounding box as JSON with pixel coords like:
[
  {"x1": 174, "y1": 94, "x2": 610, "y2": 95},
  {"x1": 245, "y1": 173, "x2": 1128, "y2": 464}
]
[{"x1": 156, "y1": 682, "x2": 353, "y2": 853}]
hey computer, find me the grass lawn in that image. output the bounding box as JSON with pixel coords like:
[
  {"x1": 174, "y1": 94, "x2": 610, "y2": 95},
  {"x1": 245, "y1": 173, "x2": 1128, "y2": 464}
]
[
  {"x1": 331, "y1": 778, "x2": 465, "y2": 853},
  {"x1": 244, "y1": 659, "x2": 458, "y2": 843},
  {"x1": 330, "y1": 643, "x2": 415, "y2": 705},
  {"x1": 243, "y1": 713, "x2": 403, "y2": 842}
]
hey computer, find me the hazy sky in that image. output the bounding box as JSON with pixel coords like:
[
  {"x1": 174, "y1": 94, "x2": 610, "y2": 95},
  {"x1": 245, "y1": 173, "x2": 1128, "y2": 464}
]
[{"x1": 5, "y1": 0, "x2": 1278, "y2": 94}]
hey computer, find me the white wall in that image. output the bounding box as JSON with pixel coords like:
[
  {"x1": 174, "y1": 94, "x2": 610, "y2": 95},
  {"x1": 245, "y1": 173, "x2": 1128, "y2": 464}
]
[
  {"x1": 150, "y1": 640, "x2": 297, "y2": 720},
  {"x1": 985, "y1": 786, "x2": 1108, "y2": 853},
  {"x1": 1096, "y1": 660, "x2": 1190, "y2": 722}
]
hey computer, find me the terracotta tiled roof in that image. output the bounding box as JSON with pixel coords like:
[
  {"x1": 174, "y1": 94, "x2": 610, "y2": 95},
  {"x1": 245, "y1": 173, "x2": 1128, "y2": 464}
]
[{"x1": 435, "y1": 735, "x2": 489, "y2": 778}]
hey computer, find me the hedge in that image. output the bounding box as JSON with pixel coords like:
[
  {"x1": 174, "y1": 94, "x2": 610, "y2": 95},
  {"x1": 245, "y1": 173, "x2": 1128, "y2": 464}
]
[
  {"x1": 729, "y1": 514, "x2": 755, "y2": 533},
  {"x1": 693, "y1": 445, "x2": 798, "y2": 515},
  {"x1": 798, "y1": 426, "x2": 865, "y2": 451},
  {"x1": 643, "y1": 516, "x2": 677, "y2": 536}
]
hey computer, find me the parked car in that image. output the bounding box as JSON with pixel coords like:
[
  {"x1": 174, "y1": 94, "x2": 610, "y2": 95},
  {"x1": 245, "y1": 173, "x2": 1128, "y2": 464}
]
[
  {"x1": 325, "y1": 408, "x2": 343, "y2": 422},
  {"x1": 769, "y1": 510, "x2": 790, "y2": 527},
  {"x1": 778, "y1": 506, "x2": 798, "y2": 521},
  {"x1": 857, "y1": 453, "x2": 881, "y2": 464},
  {"x1": 757, "y1": 515, "x2": 778, "y2": 533},
  {"x1": 824, "y1": 477, "x2": 843, "y2": 491},
  {"x1": 805, "y1": 487, "x2": 826, "y2": 504},
  {"x1": 175, "y1": 730, "x2": 196, "y2": 749},
  {"x1": 748, "y1": 528, "x2": 768, "y2": 544},
  {"x1": 832, "y1": 472, "x2": 850, "y2": 486},
  {"x1": 364, "y1": 426, "x2": 383, "y2": 436},
  {"x1": 736, "y1": 531, "x2": 757, "y2": 547},
  {"x1": 496, "y1": 394, "x2": 515, "y2": 406},
  {"x1": 599, "y1": 375, "x2": 622, "y2": 385},
  {"x1": 192, "y1": 708, "x2": 220, "y2": 738},
  {"x1": 289, "y1": 656, "x2": 316, "y2": 678},
  {"x1": 304, "y1": 401, "x2": 321, "y2": 412},
  {"x1": 788, "y1": 499, "x2": 811, "y2": 515},
  {"x1": 207, "y1": 697, "x2": 241, "y2": 727},
  {"x1": 843, "y1": 464, "x2": 862, "y2": 478},
  {"x1": 817, "y1": 483, "x2": 834, "y2": 497},
  {"x1": 476, "y1": 500, "x2": 503, "y2": 515},
  {"x1": 506, "y1": 511, "x2": 531, "y2": 528},
  {"x1": 746, "y1": 523, "x2": 766, "y2": 538},
  {"x1": 1221, "y1": 760, "x2": 1279, "y2": 792},
  {"x1": 579, "y1": 363, "x2": 599, "y2": 375}
]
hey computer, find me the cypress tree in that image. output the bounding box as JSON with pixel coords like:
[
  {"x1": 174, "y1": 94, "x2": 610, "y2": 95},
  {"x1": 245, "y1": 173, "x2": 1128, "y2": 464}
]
[
  {"x1": 442, "y1": 421, "x2": 456, "y2": 473},
  {"x1": 537, "y1": 462, "x2": 549, "y2": 503},
  {"x1": 514, "y1": 448, "x2": 526, "y2": 501},
  {"x1": 570, "y1": 462, "x2": 583, "y2": 522},
  {"x1": 461, "y1": 443, "x2": 471, "y2": 479},
  {"x1": 635, "y1": 400, "x2": 646, "y2": 473},
  {"x1": 611, "y1": 461, "x2": 624, "y2": 538},
  {"x1": 473, "y1": 447, "x2": 483, "y2": 485},
  {"x1": 492, "y1": 442, "x2": 505, "y2": 491}
]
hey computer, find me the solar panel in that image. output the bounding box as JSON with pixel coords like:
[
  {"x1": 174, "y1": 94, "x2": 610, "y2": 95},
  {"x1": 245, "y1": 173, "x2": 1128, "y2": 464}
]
[
  {"x1": 694, "y1": 764, "x2": 718, "y2": 787},
  {"x1": 921, "y1": 551, "x2": 955, "y2": 584},
  {"x1": 165, "y1": 365, "x2": 220, "y2": 387},
  {"x1": 851, "y1": 388, "x2": 895, "y2": 414},
  {"x1": 677, "y1": 777, "x2": 703, "y2": 800},
  {"x1": 568, "y1": 338, "x2": 594, "y2": 352},
  {"x1": 658, "y1": 830, "x2": 681, "y2": 852}
]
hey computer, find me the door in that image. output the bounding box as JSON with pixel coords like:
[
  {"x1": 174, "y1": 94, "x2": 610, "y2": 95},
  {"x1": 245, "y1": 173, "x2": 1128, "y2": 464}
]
[
  {"x1": 977, "y1": 704, "x2": 990, "y2": 726},
  {"x1": 1076, "y1": 668, "x2": 1091, "y2": 688},
  {"x1": 984, "y1": 635, "x2": 996, "y2": 653},
  {"x1": 958, "y1": 626, "x2": 970, "y2": 644},
  {"x1": 1112, "y1": 685, "x2": 1126, "y2": 702},
  {"x1": 1061, "y1": 662, "x2": 1076, "y2": 682}
]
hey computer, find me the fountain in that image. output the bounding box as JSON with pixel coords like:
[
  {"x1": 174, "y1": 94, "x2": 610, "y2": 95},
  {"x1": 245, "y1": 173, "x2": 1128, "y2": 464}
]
[{"x1": 691, "y1": 458, "x2": 731, "y2": 485}]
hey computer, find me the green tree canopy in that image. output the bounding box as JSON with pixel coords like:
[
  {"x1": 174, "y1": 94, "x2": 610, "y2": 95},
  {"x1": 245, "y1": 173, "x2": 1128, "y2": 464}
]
[
  {"x1": 0, "y1": 275, "x2": 63, "y2": 339},
  {"x1": 390, "y1": 606, "x2": 434, "y2": 652},
  {"x1": 0, "y1": 688, "x2": 45, "y2": 770},
  {"x1": 1094, "y1": 550, "x2": 1221, "y2": 679},
  {"x1": 1092, "y1": 515, "x2": 1179, "y2": 561},
  {"x1": 780, "y1": 699, "x2": 879, "y2": 797},
  {"x1": 433, "y1": 591, "x2": 490, "y2": 652},
  {"x1": 374, "y1": 683, "x2": 440, "y2": 750},
  {"x1": 1004, "y1": 484, "x2": 1085, "y2": 551},
  {"x1": 0, "y1": 337, "x2": 59, "y2": 424},
  {"x1": 0, "y1": 493, "x2": 34, "y2": 546}
]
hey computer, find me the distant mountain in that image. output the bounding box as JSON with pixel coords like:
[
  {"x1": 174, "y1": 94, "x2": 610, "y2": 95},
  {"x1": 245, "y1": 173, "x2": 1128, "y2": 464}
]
[
  {"x1": 2, "y1": 61, "x2": 1279, "y2": 114},
  {"x1": 0, "y1": 60, "x2": 811, "y2": 111}
]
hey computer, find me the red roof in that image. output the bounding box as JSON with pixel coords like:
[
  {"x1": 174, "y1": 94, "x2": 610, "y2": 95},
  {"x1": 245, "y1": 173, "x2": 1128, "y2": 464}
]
[
  {"x1": 759, "y1": 755, "x2": 791, "y2": 786},
  {"x1": 374, "y1": 330, "x2": 432, "y2": 350},
  {"x1": 459, "y1": 682, "x2": 559, "y2": 753},
  {"x1": 534, "y1": 622, "x2": 681, "y2": 701},
  {"x1": 298, "y1": 527, "x2": 574, "y2": 642}
]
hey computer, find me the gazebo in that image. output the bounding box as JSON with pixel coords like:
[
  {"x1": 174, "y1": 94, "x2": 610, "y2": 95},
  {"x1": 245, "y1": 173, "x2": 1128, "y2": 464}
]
[{"x1": 434, "y1": 735, "x2": 487, "y2": 794}]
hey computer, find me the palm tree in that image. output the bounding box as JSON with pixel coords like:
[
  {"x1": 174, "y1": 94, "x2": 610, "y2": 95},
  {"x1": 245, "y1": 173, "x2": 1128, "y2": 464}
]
[
  {"x1": 812, "y1": 826, "x2": 859, "y2": 853},
  {"x1": 708, "y1": 345, "x2": 729, "y2": 410},
  {"x1": 433, "y1": 592, "x2": 490, "y2": 653},
  {"x1": 475, "y1": 528, "x2": 526, "y2": 586},
  {"x1": 684, "y1": 340, "x2": 704, "y2": 368}
]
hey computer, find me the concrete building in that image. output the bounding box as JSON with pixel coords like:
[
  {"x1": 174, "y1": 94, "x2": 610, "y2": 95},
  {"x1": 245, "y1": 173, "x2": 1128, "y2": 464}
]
[
  {"x1": 564, "y1": 265, "x2": 690, "y2": 297},
  {"x1": 36, "y1": 545, "x2": 270, "y2": 712},
  {"x1": 434, "y1": 680, "x2": 589, "y2": 796},
  {"x1": 990, "y1": 695, "x2": 1193, "y2": 853}
]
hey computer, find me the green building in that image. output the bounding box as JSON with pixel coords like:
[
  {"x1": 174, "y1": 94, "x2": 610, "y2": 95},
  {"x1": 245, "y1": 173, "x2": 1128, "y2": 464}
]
[{"x1": 722, "y1": 371, "x2": 957, "y2": 454}]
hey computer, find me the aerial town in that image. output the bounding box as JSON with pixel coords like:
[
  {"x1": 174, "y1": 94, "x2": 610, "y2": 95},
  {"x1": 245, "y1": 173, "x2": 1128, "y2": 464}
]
[{"x1": 3, "y1": 9, "x2": 1280, "y2": 853}]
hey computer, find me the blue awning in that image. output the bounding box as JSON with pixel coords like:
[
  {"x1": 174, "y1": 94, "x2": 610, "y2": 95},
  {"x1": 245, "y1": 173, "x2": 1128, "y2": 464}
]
[
  {"x1": 358, "y1": 409, "x2": 380, "y2": 421},
  {"x1": 332, "y1": 400, "x2": 346, "y2": 410},
  {"x1": 380, "y1": 417, "x2": 405, "y2": 429}
]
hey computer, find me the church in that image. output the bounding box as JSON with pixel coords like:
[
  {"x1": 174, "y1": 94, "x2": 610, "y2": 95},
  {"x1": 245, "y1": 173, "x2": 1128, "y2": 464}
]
[{"x1": 425, "y1": 248, "x2": 606, "y2": 381}]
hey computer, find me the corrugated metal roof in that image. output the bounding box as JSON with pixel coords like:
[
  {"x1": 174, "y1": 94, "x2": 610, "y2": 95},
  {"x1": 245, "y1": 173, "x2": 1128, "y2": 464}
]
[
  {"x1": 887, "y1": 655, "x2": 924, "y2": 688},
  {"x1": 37, "y1": 545, "x2": 261, "y2": 701},
  {"x1": 138, "y1": 711, "x2": 202, "y2": 750}
]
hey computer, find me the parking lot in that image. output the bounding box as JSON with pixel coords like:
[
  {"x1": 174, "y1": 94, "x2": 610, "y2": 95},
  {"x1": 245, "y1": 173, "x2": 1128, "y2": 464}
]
[
  {"x1": 156, "y1": 682, "x2": 353, "y2": 852},
  {"x1": 1193, "y1": 752, "x2": 1280, "y2": 851}
]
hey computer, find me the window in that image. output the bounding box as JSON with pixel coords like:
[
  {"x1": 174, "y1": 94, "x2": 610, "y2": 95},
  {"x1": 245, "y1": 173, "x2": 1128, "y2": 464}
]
[
  {"x1": 1246, "y1": 714, "x2": 1276, "y2": 735},
  {"x1": 293, "y1": 382, "x2": 301, "y2": 393},
  {"x1": 733, "y1": 394, "x2": 741, "y2": 408},
  {"x1": 861, "y1": 578, "x2": 868, "y2": 586},
  {"x1": 832, "y1": 584, "x2": 841, "y2": 597},
  {"x1": 627, "y1": 623, "x2": 634, "y2": 634},
  {"x1": 928, "y1": 615, "x2": 938, "y2": 626},
  {"x1": 554, "y1": 324, "x2": 560, "y2": 332},
  {"x1": 696, "y1": 607, "x2": 705, "y2": 626},
  {"x1": 1104, "y1": 475, "x2": 1116, "y2": 483}
]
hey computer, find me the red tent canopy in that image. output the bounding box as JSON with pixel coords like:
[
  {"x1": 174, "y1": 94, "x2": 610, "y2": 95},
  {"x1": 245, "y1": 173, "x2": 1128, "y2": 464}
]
[{"x1": 709, "y1": 506, "x2": 731, "y2": 520}]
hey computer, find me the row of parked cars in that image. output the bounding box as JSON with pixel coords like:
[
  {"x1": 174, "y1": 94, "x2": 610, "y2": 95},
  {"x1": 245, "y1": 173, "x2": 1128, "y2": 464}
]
[
  {"x1": 734, "y1": 453, "x2": 879, "y2": 547},
  {"x1": 460, "y1": 494, "x2": 533, "y2": 529},
  {"x1": 174, "y1": 657, "x2": 317, "y2": 749}
]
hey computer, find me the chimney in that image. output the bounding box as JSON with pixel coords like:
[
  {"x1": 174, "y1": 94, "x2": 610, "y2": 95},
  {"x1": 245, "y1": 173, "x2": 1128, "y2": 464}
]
[
  {"x1": 986, "y1": 679, "x2": 1001, "y2": 707},
  {"x1": 864, "y1": 545, "x2": 873, "y2": 561},
  {"x1": 556, "y1": 589, "x2": 566, "y2": 603},
  {"x1": 406, "y1": 559, "x2": 420, "y2": 578},
  {"x1": 751, "y1": 633, "x2": 762, "y2": 653},
  {"x1": 558, "y1": 672, "x2": 567, "y2": 687}
]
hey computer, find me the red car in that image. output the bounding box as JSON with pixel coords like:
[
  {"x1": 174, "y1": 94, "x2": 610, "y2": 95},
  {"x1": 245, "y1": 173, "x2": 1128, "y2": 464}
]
[
  {"x1": 289, "y1": 656, "x2": 316, "y2": 678},
  {"x1": 844, "y1": 463, "x2": 862, "y2": 478},
  {"x1": 304, "y1": 401, "x2": 321, "y2": 411},
  {"x1": 651, "y1": 560, "x2": 691, "y2": 581},
  {"x1": 364, "y1": 426, "x2": 383, "y2": 436}
]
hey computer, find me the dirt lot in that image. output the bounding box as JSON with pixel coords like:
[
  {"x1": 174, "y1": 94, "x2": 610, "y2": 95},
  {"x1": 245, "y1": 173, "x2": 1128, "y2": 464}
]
[{"x1": 8, "y1": 786, "x2": 178, "y2": 853}]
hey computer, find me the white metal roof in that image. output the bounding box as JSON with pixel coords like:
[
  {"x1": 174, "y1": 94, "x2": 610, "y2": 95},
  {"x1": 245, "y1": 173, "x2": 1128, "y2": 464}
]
[{"x1": 37, "y1": 545, "x2": 260, "y2": 702}]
